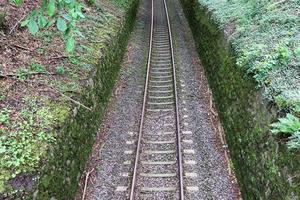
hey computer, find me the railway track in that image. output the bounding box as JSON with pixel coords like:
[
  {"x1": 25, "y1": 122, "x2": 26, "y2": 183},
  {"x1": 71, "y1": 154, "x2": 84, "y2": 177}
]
[{"x1": 128, "y1": 0, "x2": 185, "y2": 199}]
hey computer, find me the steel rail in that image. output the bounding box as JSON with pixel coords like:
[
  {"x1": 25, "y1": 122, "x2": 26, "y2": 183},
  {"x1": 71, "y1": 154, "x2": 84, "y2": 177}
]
[
  {"x1": 129, "y1": 0, "x2": 184, "y2": 199},
  {"x1": 163, "y1": 0, "x2": 185, "y2": 199},
  {"x1": 129, "y1": 0, "x2": 154, "y2": 198}
]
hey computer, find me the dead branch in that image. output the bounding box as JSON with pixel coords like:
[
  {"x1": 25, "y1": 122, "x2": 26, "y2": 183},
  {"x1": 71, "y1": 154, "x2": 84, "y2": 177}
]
[
  {"x1": 0, "y1": 75, "x2": 92, "y2": 111},
  {"x1": 82, "y1": 168, "x2": 94, "y2": 200},
  {"x1": 9, "y1": 14, "x2": 26, "y2": 35},
  {"x1": 52, "y1": 87, "x2": 92, "y2": 111},
  {"x1": 0, "y1": 71, "x2": 56, "y2": 78},
  {"x1": 49, "y1": 55, "x2": 69, "y2": 60},
  {"x1": 0, "y1": 40, "x2": 33, "y2": 51},
  {"x1": 11, "y1": 43, "x2": 33, "y2": 51}
]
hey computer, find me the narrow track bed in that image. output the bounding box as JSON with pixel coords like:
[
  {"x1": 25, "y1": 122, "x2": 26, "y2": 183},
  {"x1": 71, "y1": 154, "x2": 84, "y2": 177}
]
[
  {"x1": 76, "y1": 0, "x2": 240, "y2": 198},
  {"x1": 130, "y1": 0, "x2": 184, "y2": 199}
]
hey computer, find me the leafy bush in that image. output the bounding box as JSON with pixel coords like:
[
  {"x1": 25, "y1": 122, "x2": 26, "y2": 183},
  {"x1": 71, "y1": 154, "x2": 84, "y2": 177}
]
[{"x1": 16, "y1": 0, "x2": 86, "y2": 52}]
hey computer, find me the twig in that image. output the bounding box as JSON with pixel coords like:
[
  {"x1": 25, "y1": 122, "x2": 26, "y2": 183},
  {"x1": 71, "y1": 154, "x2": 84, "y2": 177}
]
[
  {"x1": 11, "y1": 44, "x2": 33, "y2": 51},
  {"x1": 208, "y1": 89, "x2": 218, "y2": 116},
  {"x1": 0, "y1": 40, "x2": 33, "y2": 51},
  {"x1": 48, "y1": 85, "x2": 92, "y2": 111},
  {"x1": 0, "y1": 72, "x2": 56, "y2": 78},
  {"x1": 82, "y1": 168, "x2": 94, "y2": 200},
  {"x1": 9, "y1": 14, "x2": 27, "y2": 35},
  {"x1": 0, "y1": 75, "x2": 92, "y2": 111},
  {"x1": 49, "y1": 55, "x2": 69, "y2": 60},
  {"x1": 274, "y1": 0, "x2": 287, "y2": 5}
]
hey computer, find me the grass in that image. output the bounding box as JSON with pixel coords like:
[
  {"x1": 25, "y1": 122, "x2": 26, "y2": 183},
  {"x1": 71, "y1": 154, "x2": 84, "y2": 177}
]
[{"x1": 197, "y1": 0, "x2": 300, "y2": 149}]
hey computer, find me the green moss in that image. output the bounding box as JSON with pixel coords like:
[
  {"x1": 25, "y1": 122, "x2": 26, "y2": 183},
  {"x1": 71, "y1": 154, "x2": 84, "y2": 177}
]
[
  {"x1": 0, "y1": 98, "x2": 60, "y2": 194},
  {"x1": 0, "y1": 12, "x2": 6, "y2": 31},
  {"x1": 1, "y1": 0, "x2": 138, "y2": 195},
  {"x1": 32, "y1": 0, "x2": 139, "y2": 198},
  {"x1": 193, "y1": 0, "x2": 300, "y2": 148},
  {"x1": 180, "y1": 0, "x2": 300, "y2": 199},
  {"x1": 45, "y1": 101, "x2": 70, "y2": 126}
]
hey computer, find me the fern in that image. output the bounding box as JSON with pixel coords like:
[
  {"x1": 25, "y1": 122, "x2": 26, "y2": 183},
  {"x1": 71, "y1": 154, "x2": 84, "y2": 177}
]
[
  {"x1": 271, "y1": 114, "x2": 300, "y2": 150},
  {"x1": 287, "y1": 131, "x2": 300, "y2": 150}
]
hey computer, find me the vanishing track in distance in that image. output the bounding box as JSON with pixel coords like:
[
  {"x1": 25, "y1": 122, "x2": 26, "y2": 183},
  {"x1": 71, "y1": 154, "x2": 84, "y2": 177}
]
[{"x1": 129, "y1": 0, "x2": 184, "y2": 199}]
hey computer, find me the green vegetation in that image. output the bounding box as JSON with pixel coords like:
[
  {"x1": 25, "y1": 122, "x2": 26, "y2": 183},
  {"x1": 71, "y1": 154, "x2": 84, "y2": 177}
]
[
  {"x1": 180, "y1": 0, "x2": 300, "y2": 198},
  {"x1": 15, "y1": 0, "x2": 86, "y2": 52},
  {"x1": 0, "y1": 98, "x2": 70, "y2": 192},
  {"x1": 0, "y1": 12, "x2": 6, "y2": 31},
  {"x1": 271, "y1": 114, "x2": 300, "y2": 149},
  {"x1": 1, "y1": 0, "x2": 138, "y2": 197},
  {"x1": 196, "y1": 0, "x2": 300, "y2": 148}
]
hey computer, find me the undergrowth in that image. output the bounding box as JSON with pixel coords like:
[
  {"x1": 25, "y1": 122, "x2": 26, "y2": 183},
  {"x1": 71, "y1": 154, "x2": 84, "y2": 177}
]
[
  {"x1": 0, "y1": 97, "x2": 70, "y2": 192},
  {"x1": 197, "y1": 0, "x2": 300, "y2": 149},
  {"x1": 0, "y1": 0, "x2": 129, "y2": 195}
]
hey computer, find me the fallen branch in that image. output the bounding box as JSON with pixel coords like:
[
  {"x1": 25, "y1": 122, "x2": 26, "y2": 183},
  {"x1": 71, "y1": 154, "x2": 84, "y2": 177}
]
[
  {"x1": 82, "y1": 168, "x2": 94, "y2": 200},
  {"x1": 0, "y1": 71, "x2": 56, "y2": 78},
  {"x1": 0, "y1": 75, "x2": 92, "y2": 111},
  {"x1": 12, "y1": 44, "x2": 33, "y2": 51},
  {"x1": 49, "y1": 55, "x2": 69, "y2": 60},
  {"x1": 52, "y1": 87, "x2": 92, "y2": 111},
  {"x1": 0, "y1": 40, "x2": 33, "y2": 51},
  {"x1": 208, "y1": 89, "x2": 218, "y2": 117},
  {"x1": 9, "y1": 14, "x2": 26, "y2": 35}
]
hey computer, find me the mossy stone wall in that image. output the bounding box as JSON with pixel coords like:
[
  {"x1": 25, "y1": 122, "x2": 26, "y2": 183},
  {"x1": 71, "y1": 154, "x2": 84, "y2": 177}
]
[
  {"x1": 179, "y1": 0, "x2": 300, "y2": 199},
  {"x1": 33, "y1": 1, "x2": 139, "y2": 199}
]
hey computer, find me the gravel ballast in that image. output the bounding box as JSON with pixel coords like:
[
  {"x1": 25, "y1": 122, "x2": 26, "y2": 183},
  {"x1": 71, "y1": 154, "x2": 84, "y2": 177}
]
[{"x1": 76, "y1": 0, "x2": 240, "y2": 199}]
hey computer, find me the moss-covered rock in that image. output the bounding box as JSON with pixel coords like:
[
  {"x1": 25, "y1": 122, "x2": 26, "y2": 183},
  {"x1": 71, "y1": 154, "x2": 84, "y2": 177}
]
[{"x1": 180, "y1": 0, "x2": 300, "y2": 199}]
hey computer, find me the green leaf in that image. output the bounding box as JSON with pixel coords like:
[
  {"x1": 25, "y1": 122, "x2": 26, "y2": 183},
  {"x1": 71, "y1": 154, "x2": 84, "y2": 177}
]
[
  {"x1": 45, "y1": 19, "x2": 56, "y2": 28},
  {"x1": 74, "y1": 30, "x2": 85, "y2": 38},
  {"x1": 14, "y1": 0, "x2": 23, "y2": 6},
  {"x1": 38, "y1": 15, "x2": 47, "y2": 28},
  {"x1": 64, "y1": 0, "x2": 73, "y2": 3},
  {"x1": 47, "y1": 0, "x2": 56, "y2": 17},
  {"x1": 70, "y1": 9, "x2": 78, "y2": 19},
  {"x1": 55, "y1": 66, "x2": 65, "y2": 74},
  {"x1": 28, "y1": 20, "x2": 39, "y2": 35},
  {"x1": 295, "y1": 47, "x2": 300, "y2": 58},
  {"x1": 62, "y1": 14, "x2": 72, "y2": 21},
  {"x1": 56, "y1": 18, "x2": 67, "y2": 32},
  {"x1": 271, "y1": 114, "x2": 300, "y2": 135},
  {"x1": 76, "y1": 10, "x2": 85, "y2": 19},
  {"x1": 66, "y1": 36, "x2": 75, "y2": 52},
  {"x1": 20, "y1": 19, "x2": 30, "y2": 27}
]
